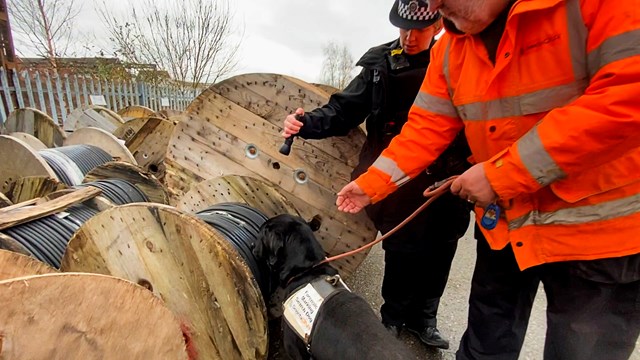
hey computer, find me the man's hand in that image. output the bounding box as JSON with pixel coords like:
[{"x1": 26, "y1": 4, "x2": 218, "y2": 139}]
[
  {"x1": 336, "y1": 181, "x2": 371, "y2": 213},
  {"x1": 283, "y1": 108, "x2": 305, "y2": 138},
  {"x1": 450, "y1": 163, "x2": 498, "y2": 208}
]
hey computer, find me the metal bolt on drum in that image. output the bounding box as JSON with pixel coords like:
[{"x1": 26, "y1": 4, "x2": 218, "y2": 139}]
[
  {"x1": 245, "y1": 144, "x2": 259, "y2": 159},
  {"x1": 294, "y1": 169, "x2": 308, "y2": 185}
]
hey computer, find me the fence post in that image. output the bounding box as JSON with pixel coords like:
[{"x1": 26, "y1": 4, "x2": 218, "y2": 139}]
[
  {"x1": 34, "y1": 72, "x2": 47, "y2": 114},
  {"x1": 65, "y1": 74, "x2": 75, "y2": 113},
  {"x1": 12, "y1": 70, "x2": 24, "y2": 109},
  {"x1": 1, "y1": 67, "x2": 15, "y2": 115},
  {"x1": 23, "y1": 71, "x2": 36, "y2": 108},
  {"x1": 54, "y1": 73, "x2": 67, "y2": 124},
  {"x1": 45, "y1": 72, "x2": 59, "y2": 123}
]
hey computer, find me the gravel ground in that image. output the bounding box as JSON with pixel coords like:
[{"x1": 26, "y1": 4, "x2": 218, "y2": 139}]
[{"x1": 267, "y1": 218, "x2": 640, "y2": 359}]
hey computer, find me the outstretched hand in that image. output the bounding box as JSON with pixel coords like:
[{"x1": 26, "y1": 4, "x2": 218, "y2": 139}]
[
  {"x1": 336, "y1": 181, "x2": 371, "y2": 213},
  {"x1": 283, "y1": 108, "x2": 305, "y2": 138}
]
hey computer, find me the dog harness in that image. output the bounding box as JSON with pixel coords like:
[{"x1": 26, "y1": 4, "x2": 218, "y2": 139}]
[{"x1": 283, "y1": 274, "x2": 350, "y2": 347}]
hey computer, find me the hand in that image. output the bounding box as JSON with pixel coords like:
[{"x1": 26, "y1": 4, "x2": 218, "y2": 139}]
[
  {"x1": 450, "y1": 163, "x2": 498, "y2": 208},
  {"x1": 336, "y1": 181, "x2": 371, "y2": 213},
  {"x1": 283, "y1": 108, "x2": 305, "y2": 138}
]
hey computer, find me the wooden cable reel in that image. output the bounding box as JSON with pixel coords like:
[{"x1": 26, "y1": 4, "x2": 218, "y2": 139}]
[
  {"x1": 113, "y1": 116, "x2": 175, "y2": 179},
  {"x1": 0, "y1": 135, "x2": 58, "y2": 194},
  {"x1": 64, "y1": 105, "x2": 126, "y2": 133},
  {"x1": 0, "y1": 249, "x2": 56, "y2": 280},
  {"x1": 83, "y1": 161, "x2": 169, "y2": 204},
  {"x1": 117, "y1": 105, "x2": 155, "y2": 121},
  {"x1": 61, "y1": 203, "x2": 267, "y2": 360},
  {"x1": 164, "y1": 73, "x2": 377, "y2": 277},
  {"x1": 0, "y1": 273, "x2": 189, "y2": 359},
  {"x1": 2, "y1": 107, "x2": 66, "y2": 147},
  {"x1": 8, "y1": 132, "x2": 48, "y2": 151},
  {"x1": 5, "y1": 176, "x2": 67, "y2": 204},
  {"x1": 64, "y1": 127, "x2": 137, "y2": 164},
  {"x1": 177, "y1": 175, "x2": 298, "y2": 218}
]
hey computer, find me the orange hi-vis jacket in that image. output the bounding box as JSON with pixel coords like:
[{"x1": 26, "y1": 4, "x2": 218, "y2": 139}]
[{"x1": 355, "y1": 0, "x2": 640, "y2": 270}]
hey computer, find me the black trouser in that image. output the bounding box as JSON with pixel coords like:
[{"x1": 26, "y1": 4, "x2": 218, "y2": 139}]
[
  {"x1": 380, "y1": 239, "x2": 458, "y2": 330},
  {"x1": 458, "y1": 230, "x2": 640, "y2": 360}
]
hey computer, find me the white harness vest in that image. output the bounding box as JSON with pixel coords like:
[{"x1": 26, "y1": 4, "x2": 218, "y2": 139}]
[{"x1": 283, "y1": 275, "x2": 350, "y2": 345}]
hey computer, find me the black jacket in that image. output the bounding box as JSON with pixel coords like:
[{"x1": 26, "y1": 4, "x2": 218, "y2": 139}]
[{"x1": 299, "y1": 39, "x2": 471, "y2": 251}]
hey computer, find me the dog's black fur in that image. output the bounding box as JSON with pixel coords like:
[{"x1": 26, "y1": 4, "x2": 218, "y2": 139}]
[{"x1": 253, "y1": 214, "x2": 414, "y2": 360}]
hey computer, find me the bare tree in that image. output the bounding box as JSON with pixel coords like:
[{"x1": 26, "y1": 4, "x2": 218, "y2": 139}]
[
  {"x1": 7, "y1": 0, "x2": 82, "y2": 69},
  {"x1": 101, "y1": 0, "x2": 240, "y2": 89},
  {"x1": 319, "y1": 41, "x2": 355, "y2": 90}
]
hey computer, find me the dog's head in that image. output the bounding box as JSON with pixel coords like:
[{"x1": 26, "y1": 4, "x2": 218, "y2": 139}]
[{"x1": 253, "y1": 214, "x2": 326, "y2": 290}]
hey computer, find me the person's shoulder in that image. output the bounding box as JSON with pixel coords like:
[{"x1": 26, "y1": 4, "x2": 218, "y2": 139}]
[{"x1": 356, "y1": 39, "x2": 399, "y2": 68}]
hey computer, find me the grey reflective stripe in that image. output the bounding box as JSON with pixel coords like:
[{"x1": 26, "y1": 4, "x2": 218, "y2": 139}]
[
  {"x1": 371, "y1": 156, "x2": 410, "y2": 187},
  {"x1": 588, "y1": 29, "x2": 640, "y2": 78},
  {"x1": 443, "y1": 38, "x2": 454, "y2": 99},
  {"x1": 566, "y1": 0, "x2": 588, "y2": 81},
  {"x1": 508, "y1": 192, "x2": 640, "y2": 230},
  {"x1": 455, "y1": 78, "x2": 588, "y2": 121},
  {"x1": 517, "y1": 126, "x2": 566, "y2": 186},
  {"x1": 414, "y1": 91, "x2": 458, "y2": 118}
]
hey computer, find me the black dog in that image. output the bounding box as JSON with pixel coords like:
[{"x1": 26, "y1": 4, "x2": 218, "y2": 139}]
[{"x1": 253, "y1": 214, "x2": 414, "y2": 360}]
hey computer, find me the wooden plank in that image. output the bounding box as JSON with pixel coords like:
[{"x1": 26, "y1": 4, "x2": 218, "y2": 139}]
[
  {"x1": 0, "y1": 273, "x2": 188, "y2": 360},
  {"x1": 6, "y1": 176, "x2": 66, "y2": 203},
  {"x1": 0, "y1": 186, "x2": 101, "y2": 231},
  {"x1": 0, "y1": 249, "x2": 56, "y2": 280},
  {"x1": 45, "y1": 72, "x2": 59, "y2": 123},
  {"x1": 3, "y1": 107, "x2": 66, "y2": 147},
  {"x1": 83, "y1": 161, "x2": 169, "y2": 205},
  {"x1": 61, "y1": 204, "x2": 267, "y2": 360},
  {"x1": 113, "y1": 116, "x2": 175, "y2": 179},
  {"x1": 64, "y1": 126, "x2": 137, "y2": 164},
  {"x1": 0, "y1": 135, "x2": 58, "y2": 193}
]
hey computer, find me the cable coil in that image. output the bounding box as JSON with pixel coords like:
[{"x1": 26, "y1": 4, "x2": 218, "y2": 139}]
[
  {"x1": 39, "y1": 145, "x2": 113, "y2": 186},
  {"x1": 1, "y1": 179, "x2": 149, "y2": 268},
  {"x1": 196, "y1": 203, "x2": 269, "y2": 295}
]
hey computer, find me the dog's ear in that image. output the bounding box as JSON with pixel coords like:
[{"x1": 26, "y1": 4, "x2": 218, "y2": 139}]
[
  {"x1": 279, "y1": 227, "x2": 318, "y2": 283},
  {"x1": 254, "y1": 222, "x2": 285, "y2": 269}
]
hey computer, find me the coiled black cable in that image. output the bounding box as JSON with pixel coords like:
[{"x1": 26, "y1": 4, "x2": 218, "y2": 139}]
[
  {"x1": 196, "y1": 203, "x2": 270, "y2": 296},
  {"x1": 39, "y1": 145, "x2": 113, "y2": 186},
  {"x1": 76, "y1": 179, "x2": 149, "y2": 205},
  {"x1": 1, "y1": 204, "x2": 99, "y2": 268},
  {"x1": 1, "y1": 179, "x2": 149, "y2": 268}
]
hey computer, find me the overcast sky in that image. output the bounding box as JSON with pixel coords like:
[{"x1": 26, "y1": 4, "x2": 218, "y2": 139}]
[{"x1": 15, "y1": 0, "x2": 401, "y2": 84}]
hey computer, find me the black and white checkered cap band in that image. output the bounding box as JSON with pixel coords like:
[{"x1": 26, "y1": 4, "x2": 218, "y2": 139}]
[{"x1": 398, "y1": 0, "x2": 438, "y2": 21}]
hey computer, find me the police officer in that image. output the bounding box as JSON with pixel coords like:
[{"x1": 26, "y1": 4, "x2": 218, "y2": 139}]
[{"x1": 282, "y1": 0, "x2": 471, "y2": 350}]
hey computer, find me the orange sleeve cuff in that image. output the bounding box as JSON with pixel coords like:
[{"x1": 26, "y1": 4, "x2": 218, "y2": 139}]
[
  {"x1": 354, "y1": 172, "x2": 398, "y2": 204},
  {"x1": 484, "y1": 147, "x2": 542, "y2": 201}
]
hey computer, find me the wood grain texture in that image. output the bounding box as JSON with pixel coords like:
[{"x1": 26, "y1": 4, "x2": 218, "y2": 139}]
[
  {"x1": 2, "y1": 108, "x2": 66, "y2": 147},
  {"x1": 83, "y1": 161, "x2": 169, "y2": 204},
  {"x1": 0, "y1": 192, "x2": 11, "y2": 208},
  {"x1": 8, "y1": 132, "x2": 48, "y2": 150},
  {"x1": 0, "y1": 249, "x2": 56, "y2": 280},
  {"x1": 0, "y1": 135, "x2": 58, "y2": 193},
  {"x1": 64, "y1": 105, "x2": 125, "y2": 132},
  {"x1": 0, "y1": 272, "x2": 188, "y2": 360},
  {"x1": 0, "y1": 186, "x2": 101, "y2": 231},
  {"x1": 60, "y1": 204, "x2": 267, "y2": 360},
  {"x1": 117, "y1": 105, "x2": 155, "y2": 120},
  {"x1": 177, "y1": 175, "x2": 299, "y2": 218},
  {"x1": 6, "y1": 176, "x2": 66, "y2": 204},
  {"x1": 64, "y1": 127, "x2": 137, "y2": 164},
  {"x1": 164, "y1": 74, "x2": 377, "y2": 276},
  {"x1": 113, "y1": 116, "x2": 175, "y2": 179}
]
